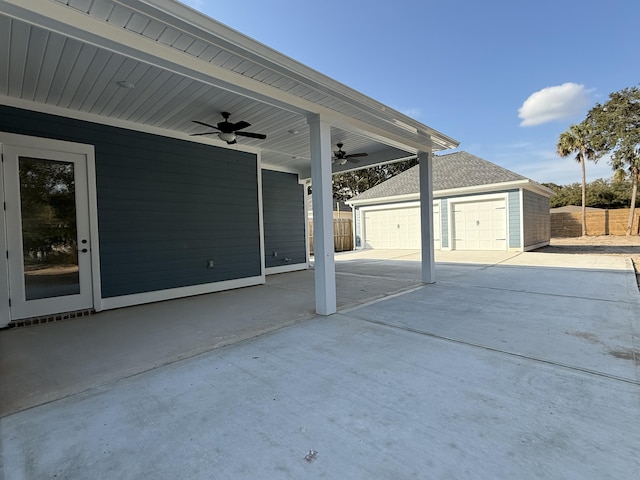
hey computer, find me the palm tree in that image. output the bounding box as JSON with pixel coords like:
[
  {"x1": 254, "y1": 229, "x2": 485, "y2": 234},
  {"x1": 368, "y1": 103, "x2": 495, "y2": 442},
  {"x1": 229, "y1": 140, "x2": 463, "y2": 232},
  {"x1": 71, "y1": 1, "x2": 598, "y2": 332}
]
[{"x1": 557, "y1": 122, "x2": 596, "y2": 236}]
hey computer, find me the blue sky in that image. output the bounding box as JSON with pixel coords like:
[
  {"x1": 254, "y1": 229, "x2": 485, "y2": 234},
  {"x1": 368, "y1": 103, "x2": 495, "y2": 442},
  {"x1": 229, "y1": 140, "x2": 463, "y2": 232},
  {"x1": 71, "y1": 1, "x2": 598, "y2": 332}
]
[{"x1": 180, "y1": 0, "x2": 639, "y2": 185}]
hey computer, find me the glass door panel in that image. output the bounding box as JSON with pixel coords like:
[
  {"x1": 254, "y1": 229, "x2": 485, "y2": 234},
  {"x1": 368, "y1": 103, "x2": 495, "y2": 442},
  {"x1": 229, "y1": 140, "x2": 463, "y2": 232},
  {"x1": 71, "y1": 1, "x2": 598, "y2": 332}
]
[{"x1": 19, "y1": 157, "x2": 80, "y2": 300}]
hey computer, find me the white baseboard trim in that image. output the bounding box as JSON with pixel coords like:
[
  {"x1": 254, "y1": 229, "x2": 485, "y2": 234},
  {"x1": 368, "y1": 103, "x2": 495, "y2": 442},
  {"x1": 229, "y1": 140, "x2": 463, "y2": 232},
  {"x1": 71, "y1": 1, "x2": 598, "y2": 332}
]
[
  {"x1": 265, "y1": 263, "x2": 308, "y2": 275},
  {"x1": 100, "y1": 275, "x2": 265, "y2": 311}
]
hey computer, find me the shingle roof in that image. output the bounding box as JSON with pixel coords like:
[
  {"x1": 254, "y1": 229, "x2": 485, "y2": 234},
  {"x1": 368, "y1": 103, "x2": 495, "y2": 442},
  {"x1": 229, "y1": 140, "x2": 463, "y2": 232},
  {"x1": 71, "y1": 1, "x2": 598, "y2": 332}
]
[{"x1": 350, "y1": 151, "x2": 528, "y2": 202}]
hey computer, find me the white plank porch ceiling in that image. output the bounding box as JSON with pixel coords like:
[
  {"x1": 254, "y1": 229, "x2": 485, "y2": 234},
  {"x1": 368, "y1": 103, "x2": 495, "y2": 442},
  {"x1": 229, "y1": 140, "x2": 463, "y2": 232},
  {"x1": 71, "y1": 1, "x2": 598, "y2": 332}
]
[{"x1": 0, "y1": 0, "x2": 457, "y2": 176}]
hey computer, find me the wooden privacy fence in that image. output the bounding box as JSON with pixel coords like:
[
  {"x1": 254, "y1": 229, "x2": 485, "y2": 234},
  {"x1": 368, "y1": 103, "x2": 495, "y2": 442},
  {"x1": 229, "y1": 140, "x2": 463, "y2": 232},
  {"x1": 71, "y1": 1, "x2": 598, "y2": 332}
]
[
  {"x1": 308, "y1": 218, "x2": 353, "y2": 254},
  {"x1": 551, "y1": 208, "x2": 640, "y2": 237}
]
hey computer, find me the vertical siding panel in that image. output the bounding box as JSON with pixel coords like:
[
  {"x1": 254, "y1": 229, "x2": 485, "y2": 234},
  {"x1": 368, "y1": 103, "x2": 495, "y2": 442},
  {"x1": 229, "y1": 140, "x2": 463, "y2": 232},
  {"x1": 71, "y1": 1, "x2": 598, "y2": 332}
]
[
  {"x1": 262, "y1": 170, "x2": 306, "y2": 267},
  {"x1": 440, "y1": 198, "x2": 449, "y2": 248},
  {"x1": 508, "y1": 191, "x2": 521, "y2": 249},
  {"x1": 354, "y1": 206, "x2": 362, "y2": 248}
]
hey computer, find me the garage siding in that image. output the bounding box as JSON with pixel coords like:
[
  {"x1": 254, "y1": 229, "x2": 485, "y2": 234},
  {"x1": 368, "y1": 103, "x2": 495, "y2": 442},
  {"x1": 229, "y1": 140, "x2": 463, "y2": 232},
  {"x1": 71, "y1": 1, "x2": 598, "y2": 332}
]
[
  {"x1": 508, "y1": 190, "x2": 521, "y2": 249},
  {"x1": 262, "y1": 170, "x2": 306, "y2": 268},
  {"x1": 354, "y1": 206, "x2": 362, "y2": 248},
  {"x1": 440, "y1": 198, "x2": 449, "y2": 248},
  {"x1": 522, "y1": 189, "x2": 550, "y2": 248}
]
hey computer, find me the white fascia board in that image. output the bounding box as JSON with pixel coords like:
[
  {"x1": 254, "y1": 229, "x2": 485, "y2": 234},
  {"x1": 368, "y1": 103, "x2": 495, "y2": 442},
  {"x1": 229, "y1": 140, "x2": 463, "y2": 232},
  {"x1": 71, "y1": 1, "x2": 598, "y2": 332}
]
[
  {"x1": 0, "y1": 0, "x2": 457, "y2": 153},
  {"x1": 436, "y1": 180, "x2": 555, "y2": 199},
  {"x1": 347, "y1": 193, "x2": 420, "y2": 207},
  {"x1": 347, "y1": 179, "x2": 555, "y2": 208},
  {"x1": 521, "y1": 180, "x2": 556, "y2": 197}
]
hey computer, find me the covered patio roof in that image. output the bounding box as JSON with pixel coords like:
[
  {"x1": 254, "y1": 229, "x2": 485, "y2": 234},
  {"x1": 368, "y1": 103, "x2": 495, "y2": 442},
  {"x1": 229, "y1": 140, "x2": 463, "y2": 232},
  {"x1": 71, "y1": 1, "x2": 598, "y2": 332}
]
[
  {"x1": 0, "y1": 0, "x2": 458, "y2": 177},
  {"x1": 0, "y1": 0, "x2": 459, "y2": 316}
]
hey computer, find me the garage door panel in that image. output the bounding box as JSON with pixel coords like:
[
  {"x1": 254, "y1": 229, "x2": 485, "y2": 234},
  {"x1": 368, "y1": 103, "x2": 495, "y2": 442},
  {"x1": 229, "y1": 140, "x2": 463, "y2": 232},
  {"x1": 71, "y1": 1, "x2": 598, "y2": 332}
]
[
  {"x1": 364, "y1": 207, "x2": 420, "y2": 249},
  {"x1": 363, "y1": 204, "x2": 441, "y2": 250},
  {"x1": 452, "y1": 199, "x2": 507, "y2": 251}
]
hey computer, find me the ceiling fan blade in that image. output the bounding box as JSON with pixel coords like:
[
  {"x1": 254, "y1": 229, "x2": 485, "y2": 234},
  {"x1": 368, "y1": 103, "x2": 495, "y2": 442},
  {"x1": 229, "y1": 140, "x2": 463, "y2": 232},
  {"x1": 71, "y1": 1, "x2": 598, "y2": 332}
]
[
  {"x1": 190, "y1": 131, "x2": 217, "y2": 136},
  {"x1": 230, "y1": 120, "x2": 251, "y2": 131},
  {"x1": 348, "y1": 158, "x2": 361, "y2": 163},
  {"x1": 235, "y1": 131, "x2": 267, "y2": 140},
  {"x1": 345, "y1": 152, "x2": 368, "y2": 158},
  {"x1": 192, "y1": 120, "x2": 220, "y2": 130}
]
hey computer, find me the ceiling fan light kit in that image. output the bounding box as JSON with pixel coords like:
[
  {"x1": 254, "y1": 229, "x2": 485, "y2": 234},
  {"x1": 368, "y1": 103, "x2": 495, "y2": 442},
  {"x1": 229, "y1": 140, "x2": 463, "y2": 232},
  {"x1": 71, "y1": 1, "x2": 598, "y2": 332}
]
[{"x1": 218, "y1": 132, "x2": 236, "y2": 143}]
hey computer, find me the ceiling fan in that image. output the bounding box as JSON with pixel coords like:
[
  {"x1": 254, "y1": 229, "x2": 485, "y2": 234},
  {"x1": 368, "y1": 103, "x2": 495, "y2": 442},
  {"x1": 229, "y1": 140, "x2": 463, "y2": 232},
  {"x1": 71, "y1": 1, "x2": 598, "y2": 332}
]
[
  {"x1": 333, "y1": 143, "x2": 368, "y2": 165},
  {"x1": 190, "y1": 112, "x2": 267, "y2": 144}
]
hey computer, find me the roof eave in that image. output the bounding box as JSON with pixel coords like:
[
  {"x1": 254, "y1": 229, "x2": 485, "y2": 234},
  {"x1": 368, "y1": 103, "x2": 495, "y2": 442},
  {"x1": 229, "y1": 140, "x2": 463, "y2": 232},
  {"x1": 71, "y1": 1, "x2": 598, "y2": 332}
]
[
  {"x1": 116, "y1": 0, "x2": 459, "y2": 151},
  {"x1": 347, "y1": 179, "x2": 555, "y2": 206}
]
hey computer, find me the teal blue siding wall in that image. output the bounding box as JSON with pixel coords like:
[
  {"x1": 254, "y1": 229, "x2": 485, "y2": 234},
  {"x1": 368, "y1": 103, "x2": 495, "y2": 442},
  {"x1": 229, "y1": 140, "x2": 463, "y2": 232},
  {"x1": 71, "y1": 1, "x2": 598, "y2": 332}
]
[
  {"x1": 262, "y1": 170, "x2": 306, "y2": 267},
  {"x1": 508, "y1": 190, "x2": 521, "y2": 249},
  {"x1": 0, "y1": 106, "x2": 261, "y2": 298},
  {"x1": 440, "y1": 198, "x2": 449, "y2": 248},
  {"x1": 354, "y1": 206, "x2": 362, "y2": 248}
]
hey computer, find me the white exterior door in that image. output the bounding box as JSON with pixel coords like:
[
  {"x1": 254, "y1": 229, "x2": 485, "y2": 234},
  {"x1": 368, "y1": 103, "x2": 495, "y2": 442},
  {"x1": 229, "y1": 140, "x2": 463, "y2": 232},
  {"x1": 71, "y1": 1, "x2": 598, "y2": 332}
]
[
  {"x1": 1, "y1": 141, "x2": 95, "y2": 321},
  {"x1": 452, "y1": 199, "x2": 507, "y2": 250}
]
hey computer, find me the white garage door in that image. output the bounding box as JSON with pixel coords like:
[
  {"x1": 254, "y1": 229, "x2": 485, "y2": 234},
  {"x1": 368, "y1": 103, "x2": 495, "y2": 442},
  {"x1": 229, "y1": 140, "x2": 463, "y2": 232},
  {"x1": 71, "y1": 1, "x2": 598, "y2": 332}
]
[
  {"x1": 451, "y1": 199, "x2": 507, "y2": 250},
  {"x1": 363, "y1": 204, "x2": 440, "y2": 250}
]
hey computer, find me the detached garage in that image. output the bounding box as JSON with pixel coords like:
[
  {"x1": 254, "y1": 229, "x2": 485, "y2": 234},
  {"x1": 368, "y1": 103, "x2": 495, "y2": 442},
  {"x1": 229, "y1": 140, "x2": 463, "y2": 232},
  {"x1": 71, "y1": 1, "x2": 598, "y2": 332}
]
[{"x1": 348, "y1": 152, "x2": 554, "y2": 252}]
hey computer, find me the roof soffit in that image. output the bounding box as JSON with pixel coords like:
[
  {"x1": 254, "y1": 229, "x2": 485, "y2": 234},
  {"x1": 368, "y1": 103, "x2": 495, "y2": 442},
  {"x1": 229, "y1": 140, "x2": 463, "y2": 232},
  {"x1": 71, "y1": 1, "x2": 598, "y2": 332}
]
[{"x1": 14, "y1": 0, "x2": 458, "y2": 152}]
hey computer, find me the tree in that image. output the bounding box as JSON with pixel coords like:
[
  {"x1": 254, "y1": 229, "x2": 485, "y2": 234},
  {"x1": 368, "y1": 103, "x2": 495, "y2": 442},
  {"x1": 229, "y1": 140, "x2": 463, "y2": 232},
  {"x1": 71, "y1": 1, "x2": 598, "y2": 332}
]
[
  {"x1": 556, "y1": 121, "x2": 596, "y2": 236},
  {"x1": 332, "y1": 158, "x2": 418, "y2": 201},
  {"x1": 542, "y1": 179, "x2": 638, "y2": 209},
  {"x1": 588, "y1": 86, "x2": 640, "y2": 235}
]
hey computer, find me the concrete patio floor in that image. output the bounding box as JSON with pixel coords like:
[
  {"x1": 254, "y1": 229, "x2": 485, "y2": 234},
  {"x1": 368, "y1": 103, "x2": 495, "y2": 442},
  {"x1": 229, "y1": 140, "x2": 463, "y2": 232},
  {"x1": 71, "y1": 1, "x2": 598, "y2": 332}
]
[{"x1": 1, "y1": 250, "x2": 639, "y2": 479}]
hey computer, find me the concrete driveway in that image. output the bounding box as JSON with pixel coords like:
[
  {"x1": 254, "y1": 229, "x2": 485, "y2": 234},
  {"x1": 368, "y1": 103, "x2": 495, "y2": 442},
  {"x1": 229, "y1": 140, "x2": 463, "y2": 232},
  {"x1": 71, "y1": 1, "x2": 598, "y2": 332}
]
[{"x1": 2, "y1": 250, "x2": 639, "y2": 479}]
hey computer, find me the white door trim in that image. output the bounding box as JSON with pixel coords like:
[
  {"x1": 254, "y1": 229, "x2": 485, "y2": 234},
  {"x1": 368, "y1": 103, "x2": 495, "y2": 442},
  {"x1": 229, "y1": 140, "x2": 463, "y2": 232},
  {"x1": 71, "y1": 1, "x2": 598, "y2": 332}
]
[{"x1": 0, "y1": 133, "x2": 101, "y2": 325}]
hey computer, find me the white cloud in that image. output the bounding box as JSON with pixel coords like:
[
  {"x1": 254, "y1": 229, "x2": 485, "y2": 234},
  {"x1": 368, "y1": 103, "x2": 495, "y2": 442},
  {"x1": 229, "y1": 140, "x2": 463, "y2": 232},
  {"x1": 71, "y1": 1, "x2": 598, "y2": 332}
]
[{"x1": 518, "y1": 83, "x2": 591, "y2": 127}]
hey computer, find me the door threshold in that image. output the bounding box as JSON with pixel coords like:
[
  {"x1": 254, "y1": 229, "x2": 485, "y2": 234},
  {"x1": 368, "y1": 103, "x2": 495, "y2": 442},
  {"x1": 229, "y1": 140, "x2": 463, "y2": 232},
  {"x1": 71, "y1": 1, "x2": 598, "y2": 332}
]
[{"x1": 3, "y1": 309, "x2": 95, "y2": 330}]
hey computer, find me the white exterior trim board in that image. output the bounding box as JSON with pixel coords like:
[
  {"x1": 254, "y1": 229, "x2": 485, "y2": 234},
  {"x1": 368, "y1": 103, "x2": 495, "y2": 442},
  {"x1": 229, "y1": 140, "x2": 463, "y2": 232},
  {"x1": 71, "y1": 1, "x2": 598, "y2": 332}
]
[
  {"x1": 348, "y1": 179, "x2": 554, "y2": 209},
  {"x1": 265, "y1": 263, "x2": 308, "y2": 275},
  {"x1": 100, "y1": 275, "x2": 265, "y2": 311}
]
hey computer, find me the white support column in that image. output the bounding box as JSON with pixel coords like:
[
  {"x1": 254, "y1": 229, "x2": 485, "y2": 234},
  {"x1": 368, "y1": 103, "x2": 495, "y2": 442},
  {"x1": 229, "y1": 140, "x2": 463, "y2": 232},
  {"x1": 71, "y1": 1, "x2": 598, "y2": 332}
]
[
  {"x1": 418, "y1": 150, "x2": 436, "y2": 284},
  {"x1": 308, "y1": 114, "x2": 337, "y2": 315}
]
